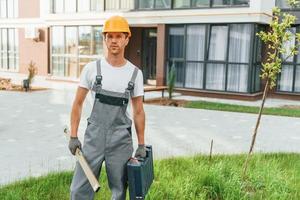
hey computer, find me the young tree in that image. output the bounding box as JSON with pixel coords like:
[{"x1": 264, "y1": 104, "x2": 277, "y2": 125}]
[{"x1": 243, "y1": 0, "x2": 300, "y2": 176}]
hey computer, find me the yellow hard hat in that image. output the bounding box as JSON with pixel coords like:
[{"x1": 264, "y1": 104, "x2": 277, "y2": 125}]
[{"x1": 103, "y1": 15, "x2": 131, "y2": 37}]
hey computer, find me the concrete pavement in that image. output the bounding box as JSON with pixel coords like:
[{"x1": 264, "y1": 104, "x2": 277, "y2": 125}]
[{"x1": 0, "y1": 88, "x2": 299, "y2": 185}]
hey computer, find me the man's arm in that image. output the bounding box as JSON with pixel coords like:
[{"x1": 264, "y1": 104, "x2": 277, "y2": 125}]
[
  {"x1": 70, "y1": 87, "x2": 89, "y2": 137},
  {"x1": 131, "y1": 96, "x2": 145, "y2": 145}
]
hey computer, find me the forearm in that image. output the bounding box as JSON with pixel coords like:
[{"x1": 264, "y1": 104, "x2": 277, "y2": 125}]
[
  {"x1": 133, "y1": 110, "x2": 145, "y2": 145},
  {"x1": 70, "y1": 103, "x2": 83, "y2": 137}
]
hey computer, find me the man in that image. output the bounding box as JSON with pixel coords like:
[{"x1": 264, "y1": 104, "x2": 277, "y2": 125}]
[{"x1": 68, "y1": 15, "x2": 146, "y2": 200}]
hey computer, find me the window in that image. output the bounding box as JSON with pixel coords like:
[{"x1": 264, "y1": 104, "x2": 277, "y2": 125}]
[
  {"x1": 0, "y1": 28, "x2": 18, "y2": 72},
  {"x1": 173, "y1": 0, "x2": 190, "y2": 8},
  {"x1": 208, "y1": 26, "x2": 228, "y2": 61},
  {"x1": 64, "y1": 0, "x2": 76, "y2": 13},
  {"x1": 192, "y1": 0, "x2": 210, "y2": 7},
  {"x1": 169, "y1": 27, "x2": 184, "y2": 58},
  {"x1": 206, "y1": 63, "x2": 226, "y2": 90},
  {"x1": 52, "y1": 0, "x2": 105, "y2": 13},
  {"x1": 51, "y1": 26, "x2": 103, "y2": 78},
  {"x1": 138, "y1": 0, "x2": 171, "y2": 9},
  {"x1": 54, "y1": 0, "x2": 64, "y2": 13},
  {"x1": 185, "y1": 25, "x2": 206, "y2": 89},
  {"x1": 155, "y1": 0, "x2": 171, "y2": 9},
  {"x1": 0, "y1": 0, "x2": 7, "y2": 18},
  {"x1": 213, "y1": 0, "x2": 248, "y2": 7},
  {"x1": 227, "y1": 24, "x2": 251, "y2": 92},
  {"x1": 91, "y1": 0, "x2": 104, "y2": 11},
  {"x1": 78, "y1": 0, "x2": 90, "y2": 12},
  {"x1": 167, "y1": 23, "x2": 258, "y2": 93},
  {"x1": 275, "y1": 0, "x2": 291, "y2": 9},
  {"x1": 277, "y1": 27, "x2": 300, "y2": 93}
]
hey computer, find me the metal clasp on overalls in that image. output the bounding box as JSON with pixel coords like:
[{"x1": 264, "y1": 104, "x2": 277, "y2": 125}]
[
  {"x1": 96, "y1": 75, "x2": 102, "y2": 85},
  {"x1": 127, "y1": 81, "x2": 134, "y2": 91}
]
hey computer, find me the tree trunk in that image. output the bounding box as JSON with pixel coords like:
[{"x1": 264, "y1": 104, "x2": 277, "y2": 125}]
[{"x1": 243, "y1": 79, "x2": 270, "y2": 176}]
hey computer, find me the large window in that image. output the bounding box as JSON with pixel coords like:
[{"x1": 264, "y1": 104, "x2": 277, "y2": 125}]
[
  {"x1": 0, "y1": 28, "x2": 18, "y2": 72},
  {"x1": 51, "y1": 0, "x2": 105, "y2": 13},
  {"x1": 51, "y1": 26, "x2": 103, "y2": 78},
  {"x1": 136, "y1": 0, "x2": 248, "y2": 9},
  {"x1": 278, "y1": 27, "x2": 300, "y2": 93},
  {"x1": 0, "y1": 0, "x2": 18, "y2": 18},
  {"x1": 167, "y1": 23, "x2": 259, "y2": 93}
]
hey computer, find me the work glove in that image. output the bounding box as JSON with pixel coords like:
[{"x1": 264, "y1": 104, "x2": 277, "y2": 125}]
[
  {"x1": 134, "y1": 144, "x2": 147, "y2": 158},
  {"x1": 68, "y1": 137, "x2": 82, "y2": 155}
]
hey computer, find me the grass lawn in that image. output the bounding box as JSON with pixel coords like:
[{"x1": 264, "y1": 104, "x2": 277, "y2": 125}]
[
  {"x1": 185, "y1": 101, "x2": 300, "y2": 118},
  {"x1": 0, "y1": 153, "x2": 299, "y2": 200}
]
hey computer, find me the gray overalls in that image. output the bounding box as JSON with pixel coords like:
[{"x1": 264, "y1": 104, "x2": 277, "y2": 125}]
[{"x1": 70, "y1": 60, "x2": 138, "y2": 200}]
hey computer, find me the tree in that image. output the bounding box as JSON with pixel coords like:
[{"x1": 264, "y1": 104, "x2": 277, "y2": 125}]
[
  {"x1": 167, "y1": 61, "x2": 176, "y2": 99},
  {"x1": 243, "y1": 0, "x2": 300, "y2": 176}
]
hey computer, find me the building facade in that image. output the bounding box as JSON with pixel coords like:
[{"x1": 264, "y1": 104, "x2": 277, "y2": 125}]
[{"x1": 0, "y1": 0, "x2": 299, "y2": 99}]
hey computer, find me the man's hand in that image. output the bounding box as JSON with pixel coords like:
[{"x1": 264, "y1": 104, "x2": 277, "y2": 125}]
[
  {"x1": 69, "y1": 137, "x2": 82, "y2": 155},
  {"x1": 134, "y1": 144, "x2": 147, "y2": 158}
]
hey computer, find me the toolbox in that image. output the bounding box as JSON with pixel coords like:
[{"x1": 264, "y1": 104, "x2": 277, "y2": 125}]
[{"x1": 127, "y1": 145, "x2": 154, "y2": 200}]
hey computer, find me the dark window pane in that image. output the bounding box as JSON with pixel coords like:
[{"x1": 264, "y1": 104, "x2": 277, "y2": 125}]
[
  {"x1": 155, "y1": 0, "x2": 171, "y2": 9},
  {"x1": 185, "y1": 62, "x2": 204, "y2": 89},
  {"x1": 169, "y1": 27, "x2": 184, "y2": 58},
  {"x1": 232, "y1": 0, "x2": 249, "y2": 6},
  {"x1": 206, "y1": 63, "x2": 226, "y2": 90},
  {"x1": 186, "y1": 25, "x2": 206, "y2": 61},
  {"x1": 295, "y1": 66, "x2": 300, "y2": 92},
  {"x1": 209, "y1": 26, "x2": 228, "y2": 61},
  {"x1": 276, "y1": 0, "x2": 291, "y2": 8},
  {"x1": 228, "y1": 24, "x2": 251, "y2": 63},
  {"x1": 167, "y1": 61, "x2": 184, "y2": 87},
  {"x1": 212, "y1": 0, "x2": 231, "y2": 7},
  {"x1": 79, "y1": 26, "x2": 92, "y2": 55},
  {"x1": 282, "y1": 28, "x2": 296, "y2": 62},
  {"x1": 278, "y1": 65, "x2": 294, "y2": 92},
  {"x1": 192, "y1": 0, "x2": 210, "y2": 7},
  {"x1": 227, "y1": 64, "x2": 249, "y2": 92},
  {"x1": 174, "y1": 0, "x2": 190, "y2": 8},
  {"x1": 254, "y1": 65, "x2": 261, "y2": 92},
  {"x1": 139, "y1": 0, "x2": 154, "y2": 9}
]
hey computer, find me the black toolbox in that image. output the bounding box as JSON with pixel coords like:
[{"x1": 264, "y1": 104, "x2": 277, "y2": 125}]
[{"x1": 127, "y1": 145, "x2": 154, "y2": 200}]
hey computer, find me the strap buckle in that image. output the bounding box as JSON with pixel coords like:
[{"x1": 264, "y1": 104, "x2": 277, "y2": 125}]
[
  {"x1": 96, "y1": 75, "x2": 102, "y2": 85},
  {"x1": 127, "y1": 81, "x2": 135, "y2": 91}
]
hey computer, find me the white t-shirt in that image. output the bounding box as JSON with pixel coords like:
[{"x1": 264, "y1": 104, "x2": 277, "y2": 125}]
[{"x1": 79, "y1": 58, "x2": 144, "y2": 120}]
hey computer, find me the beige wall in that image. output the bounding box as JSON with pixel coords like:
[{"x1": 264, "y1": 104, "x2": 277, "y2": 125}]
[
  {"x1": 19, "y1": 28, "x2": 49, "y2": 76},
  {"x1": 19, "y1": 0, "x2": 40, "y2": 18}
]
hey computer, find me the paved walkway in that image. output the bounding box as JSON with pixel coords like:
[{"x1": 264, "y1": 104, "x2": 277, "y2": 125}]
[
  {"x1": 0, "y1": 88, "x2": 299, "y2": 185},
  {"x1": 0, "y1": 73, "x2": 299, "y2": 185}
]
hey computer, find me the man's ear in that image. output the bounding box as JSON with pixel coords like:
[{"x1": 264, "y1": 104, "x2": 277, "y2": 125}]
[{"x1": 124, "y1": 36, "x2": 129, "y2": 46}]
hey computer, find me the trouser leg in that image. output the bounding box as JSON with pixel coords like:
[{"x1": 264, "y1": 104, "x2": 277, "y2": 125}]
[
  {"x1": 105, "y1": 128, "x2": 133, "y2": 200},
  {"x1": 70, "y1": 123, "x2": 105, "y2": 200}
]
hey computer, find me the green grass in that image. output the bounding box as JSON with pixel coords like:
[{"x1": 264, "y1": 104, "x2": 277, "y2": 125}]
[
  {"x1": 185, "y1": 101, "x2": 300, "y2": 117},
  {"x1": 0, "y1": 153, "x2": 299, "y2": 200}
]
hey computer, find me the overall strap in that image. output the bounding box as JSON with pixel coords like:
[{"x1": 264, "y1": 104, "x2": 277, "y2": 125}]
[
  {"x1": 92, "y1": 59, "x2": 102, "y2": 93},
  {"x1": 126, "y1": 67, "x2": 139, "y2": 97}
]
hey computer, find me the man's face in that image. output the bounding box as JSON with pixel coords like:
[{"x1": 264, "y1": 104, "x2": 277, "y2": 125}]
[{"x1": 104, "y1": 32, "x2": 129, "y2": 55}]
